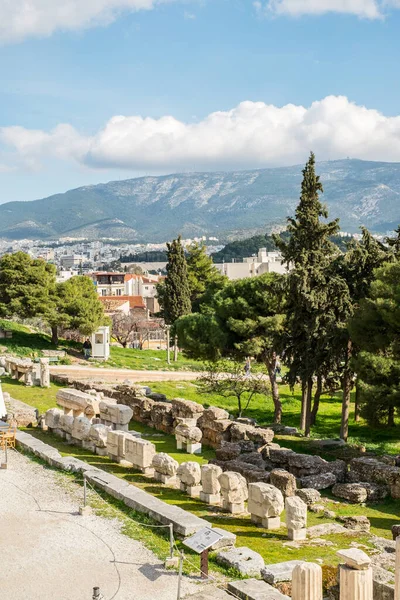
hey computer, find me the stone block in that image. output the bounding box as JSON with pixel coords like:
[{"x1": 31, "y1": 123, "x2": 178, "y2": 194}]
[
  {"x1": 152, "y1": 452, "x2": 179, "y2": 477},
  {"x1": 201, "y1": 464, "x2": 222, "y2": 495},
  {"x1": 301, "y1": 473, "x2": 336, "y2": 490},
  {"x1": 99, "y1": 400, "x2": 132, "y2": 426},
  {"x1": 89, "y1": 423, "x2": 109, "y2": 448},
  {"x1": 285, "y1": 496, "x2": 307, "y2": 532},
  {"x1": 292, "y1": 562, "x2": 322, "y2": 600},
  {"x1": 59, "y1": 414, "x2": 74, "y2": 434},
  {"x1": 216, "y1": 547, "x2": 265, "y2": 577},
  {"x1": 57, "y1": 388, "x2": 101, "y2": 419},
  {"x1": 270, "y1": 469, "x2": 297, "y2": 497},
  {"x1": 45, "y1": 408, "x2": 63, "y2": 429},
  {"x1": 210, "y1": 527, "x2": 236, "y2": 550},
  {"x1": 339, "y1": 565, "x2": 373, "y2": 600},
  {"x1": 219, "y1": 471, "x2": 248, "y2": 513},
  {"x1": 288, "y1": 528, "x2": 307, "y2": 541},
  {"x1": 228, "y1": 580, "x2": 290, "y2": 600},
  {"x1": 177, "y1": 461, "x2": 201, "y2": 486},
  {"x1": 199, "y1": 491, "x2": 221, "y2": 505},
  {"x1": 295, "y1": 488, "x2": 321, "y2": 506},
  {"x1": 337, "y1": 549, "x2": 372, "y2": 570},
  {"x1": 125, "y1": 437, "x2": 156, "y2": 472},
  {"x1": 262, "y1": 560, "x2": 305, "y2": 584},
  {"x1": 248, "y1": 482, "x2": 284, "y2": 527},
  {"x1": 72, "y1": 416, "x2": 92, "y2": 441}
]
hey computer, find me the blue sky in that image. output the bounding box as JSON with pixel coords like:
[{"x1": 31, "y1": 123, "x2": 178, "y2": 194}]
[{"x1": 1, "y1": 0, "x2": 400, "y2": 203}]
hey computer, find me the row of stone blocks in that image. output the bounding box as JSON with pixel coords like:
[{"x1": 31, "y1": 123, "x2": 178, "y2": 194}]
[{"x1": 0, "y1": 354, "x2": 50, "y2": 388}]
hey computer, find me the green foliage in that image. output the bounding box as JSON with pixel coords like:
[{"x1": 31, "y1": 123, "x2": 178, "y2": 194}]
[
  {"x1": 186, "y1": 242, "x2": 225, "y2": 309},
  {"x1": 0, "y1": 252, "x2": 57, "y2": 320},
  {"x1": 275, "y1": 153, "x2": 350, "y2": 434},
  {"x1": 211, "y1": 233, "x2": 282, "y2": 263},
  {"x1": 160, "y1": 236, "x2": 191, "y2": 324},
  {"x1": 54, "y1": 275, "x2": 107, "y2": 335},
  {"x1": 176, "y1": 272, "x2": 285, "y2": 422},
  {"x1": 350, "y1": 261, "x2": 400, "y2": 426}
]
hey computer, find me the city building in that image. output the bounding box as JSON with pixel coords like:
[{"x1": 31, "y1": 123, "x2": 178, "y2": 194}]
[{"x1": 215, "y1": 248, "x2": 291, "y2": 280}]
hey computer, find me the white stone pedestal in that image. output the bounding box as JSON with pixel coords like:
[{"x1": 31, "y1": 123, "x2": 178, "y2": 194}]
[
  {"x1": 154, "y1": 471, "x2": 177, "y2": 485},
  {"x1": 288, "y1": 528, "x2": 307, "y2": 541},
  {"x1": 223, "y1": 500, "x2": 246, "y2": 514},
  {"x1": 200, "y1": 491, "x2": 221, "y2": 505},
  {"x1": 187, "y1": 442, "x2": 202, "y2": 454}
]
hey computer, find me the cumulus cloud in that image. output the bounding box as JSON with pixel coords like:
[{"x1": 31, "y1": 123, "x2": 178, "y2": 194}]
[
  {"x1": 0, "y1": 0, "x2": 177, "y2": 43},
  {"x1": 256, "y1": 0, "x2": 384, "y2": 18},
  {"x1": 1, "y1": 96, "x2": 400, "y2": 172}
]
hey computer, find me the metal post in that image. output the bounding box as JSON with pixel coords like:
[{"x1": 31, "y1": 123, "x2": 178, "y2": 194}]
[
  {"x1": 1, "y1": 442, "x2": 7, "y2": 470},
  {"x1": 176, "y1": 552, "x2": 184, "y2": 600},
  {"x1": 84, "y1": 476, "x2": 87, "y2": 507},
  {"x1": 169, "y1": 523, "x2": 174, "y2": 559},
  {"x1": 92, "y1": 587, "x2": 103, "y2": 599}
]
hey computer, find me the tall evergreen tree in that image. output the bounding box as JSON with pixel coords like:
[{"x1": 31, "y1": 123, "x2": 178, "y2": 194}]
[
  {"x1": 161, "y1": 236, "x2": 191, "y2": 325},
  {"x1": 186, "y1": 242, "x2": 225, "y2": 310},
  {"x1": 275, "y1": 152, "x2": 346, "y2": 436},
  {"x1": 350, "y1": 261, "x2": 400, "y2": 427},
  {"x1": 334, "y1": 229, "x2": 389, "y2": 437},
  {"x1": 386, "y1": 225, "x2": 400, "y2": 259}
]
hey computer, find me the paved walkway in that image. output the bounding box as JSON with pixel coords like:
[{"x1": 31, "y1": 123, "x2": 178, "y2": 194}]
[
  {"x1": 50, "y1": 364, "x2": 200, "y2": 382},
  {"x1": 0, "y1": 451, "x2": 205, "y2": 600}
]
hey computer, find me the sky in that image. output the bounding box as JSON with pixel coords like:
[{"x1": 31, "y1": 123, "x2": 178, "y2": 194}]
[{"x1": 1, "y1": 0, "x2": 400, "y2": 203}]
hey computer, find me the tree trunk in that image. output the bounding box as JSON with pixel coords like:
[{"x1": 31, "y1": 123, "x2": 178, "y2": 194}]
[
  {"x1": 51, "y1": 325, "x2": 59, "y2": 346},
  {"x1": 174, "y1": 335, "x2": 178, "y2": 362},
  {"x1": 166, "y1": 327, "x2": 171, "y2": 364},
  {"x1": 305, "y1": 376, "x2": 313, "y2": 437},
  {"x1": 340, "y1": 339, "x2": 353, "y2": 442},
  {"x1": 310, "y1": 374, "x2": 322, "y2": 426},
  {"x1": 237, "y1": 396, "x2": 242, "y2": 418},
  {"x1": 354, "y1": 377, "x2": 361, "y2": 422},
  {"x1": 266, "y1": 357, "x2": 282, "y2": 424},
  {"x1": 388, "y1": 404, "x2": 395, "y2": 427},
  {"x1": 300, "y1": 380, "x2": 307, "y2": 431}
]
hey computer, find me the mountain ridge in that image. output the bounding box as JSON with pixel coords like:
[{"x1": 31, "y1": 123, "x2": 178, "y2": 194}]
[{"x1": 1, "y1": 159, "x2": 400, "y2": 241}]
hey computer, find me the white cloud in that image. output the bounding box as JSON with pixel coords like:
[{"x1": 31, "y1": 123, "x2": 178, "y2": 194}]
[
  {"x1": 0, "y1": 0, "x2": 177, "y2": 43},
  {"x1": 257, "y1": 0, "x2": 384, "y2": 18},
  {"x1": 2, "y1": 96, "x2": 400, "y2": 172}
]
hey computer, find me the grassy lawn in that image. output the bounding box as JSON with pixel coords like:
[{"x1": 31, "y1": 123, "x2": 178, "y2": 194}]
[
  {"x1": 1, "y1": 376, "x2": 64, "y2": 414},
  {"x1": 24, "y1": 428, "x2": 399, "y2": 572},
  {"x1": 104, "y1": 346, "x2": 206, "y2": 372},
  {"x1": 0, "y1": 319, "x2": 79, "y2": 358},
  {"x1": 142, "y1": 380, "x2": 400, "y2": 456}
]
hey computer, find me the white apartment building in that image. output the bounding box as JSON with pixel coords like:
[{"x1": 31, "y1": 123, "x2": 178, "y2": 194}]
[{"x1": 215, "y1": 248, "x2": 291, "y2": 280}]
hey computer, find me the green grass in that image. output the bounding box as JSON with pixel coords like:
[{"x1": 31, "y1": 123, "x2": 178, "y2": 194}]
[
  {"x1": 0, "y1": 318, "x2": 80, "y2": 358},
  {"x1": 1, "y1": 376, "x2": 64, "y2": 414},
  {"x1": 142, "y1": 380, "x2": 400, "y2": 456},
  {"x1": 24, "y1": 428, "x2": 400, "y2": 569},
  {"x1": 104, "y1": 346, "x2": 206, "y2": 372}
]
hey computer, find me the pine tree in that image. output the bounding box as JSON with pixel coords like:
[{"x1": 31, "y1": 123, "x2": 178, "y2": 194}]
[
  {"x1": 333, "y1": 228, "x2": 388, "y2": 439},
  {"x1": 186, "y1": 242, "x2": 225, "y2": 310},
  {"x1": 386, "y1": 225, "x2": 400, "y2": 259},
  {"x1": 162, "y1": 236, "x2": 192, "y2": 325},
  {"x1": 275, "y1": 152, "x2": 345, "y2": 435},
  {"x1": 350, "y1": 261, "x2": 400, "y2": 426}
]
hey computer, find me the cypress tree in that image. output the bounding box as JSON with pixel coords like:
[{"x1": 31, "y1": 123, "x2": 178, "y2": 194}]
[
  {"x1": 163, "y1": 236, "x2": 191, "y2": 324},
  {"x1": 275, "y1": 152, "x2": 345, "y2": 436}
]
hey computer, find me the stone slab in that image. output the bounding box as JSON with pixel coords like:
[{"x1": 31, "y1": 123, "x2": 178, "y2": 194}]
[
  {"x1": 261, "y1": 560, "x2": 305, "y2": 584},
  {"x1": 228, "y1": 579, "x2": 290, "y2": 600}
]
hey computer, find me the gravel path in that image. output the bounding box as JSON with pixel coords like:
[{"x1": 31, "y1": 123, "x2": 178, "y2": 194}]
[
  {"x1": 50, "y1": 365, "x2": 200, "y2": 382},
  {"x1": 0, "y1": 451, "x2": 204, "y2": 600}
]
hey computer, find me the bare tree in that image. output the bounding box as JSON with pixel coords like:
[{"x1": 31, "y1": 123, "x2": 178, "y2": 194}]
[
  {"x1": 111, "y1": 311, "x2": 164, "y2": 349},
  {"x1": 198, "y1": 360, "x2": 271, "y2": 418}
]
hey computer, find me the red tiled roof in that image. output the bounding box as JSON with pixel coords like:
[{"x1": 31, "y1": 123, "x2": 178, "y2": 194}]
[{"x1": 100, "y1": 295, "x2": 146, "y2": 309}]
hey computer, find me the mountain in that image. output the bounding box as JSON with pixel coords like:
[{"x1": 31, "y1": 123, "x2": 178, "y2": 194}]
[{"x1": 1, "y1": 159, "x2": 400, "y2": 241}]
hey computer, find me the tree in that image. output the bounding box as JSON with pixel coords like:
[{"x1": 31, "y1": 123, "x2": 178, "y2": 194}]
[
  {"x1": 198, "y1": 361, "x2": 270, "y2": 418},
  {"x1": 186, "y1": 242, "x2": 225, "y2": 310},
  {"x1": 275, "y1": 152, "x2": 347, "y2": 436},
  {"x1": 159, "y1": 236, "x2": 191, "y2": 324},
  {"x1": 386, "y1": 225, "x2": 400, "y2": 259},
  {"x1": 350, "y1": 262, "x2": 400, "y2": 426},
  {"x1": 111, "y1": 311, "x2": 163, "y2": 349},
  {"x1": 49, "y1": 276, "x2": 107, "y2": 344},
  {"x1": 176, "y1": 272, "x2": 286, "y2": 423},
  {"x1": 333, "y1": 228, "x2": 388, "y2": 439},
  {"x1": 0, "y1": 252, "x2": 57, "y2": 321}
]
